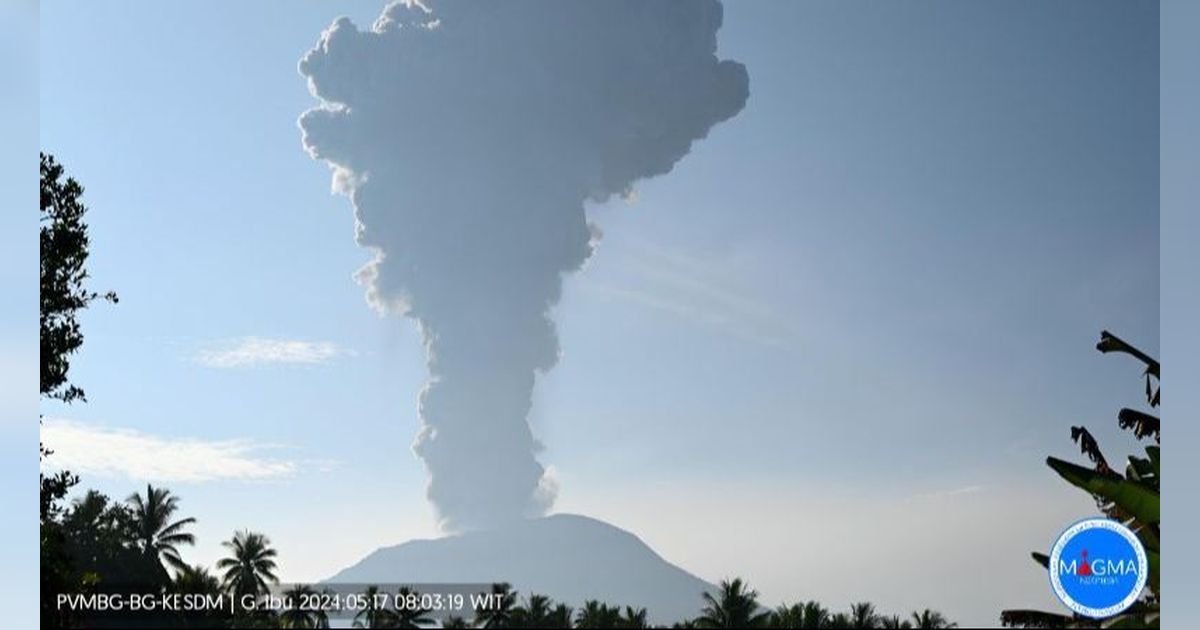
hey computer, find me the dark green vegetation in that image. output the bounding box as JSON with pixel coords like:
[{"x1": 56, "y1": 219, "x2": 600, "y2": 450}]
[
  {"x1": 39, "y1": 152, "x2": 118, "y2": 406},
  {"x1": 41, "y1": 151, "x2": 121, "y2": 627},
  {"x1": 43, "y1": 487, "x2": 959, "y2": 628},
  {"x1": 36, "y1": 155, "x2": 956, "y2": 628},
  {"x1": 407, "y1": 579, "x2": 955, "y2": 628},
  {"x1": 1001, "y1": 332, "x2": 1161, "y2": 628}
]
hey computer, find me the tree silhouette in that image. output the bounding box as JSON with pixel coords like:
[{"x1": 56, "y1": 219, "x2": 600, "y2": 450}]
[
  {"x1": 575, "y1": 599, "x2": 621, "y2": 628},
  {"x1": 218, "y1": 530, "x2": 279, "y2": 603},
  {"x1": 909, "y1": 609, "x2": 955, "y2": 629},
  {"x1": 39, "y1": 152, "x2": 118, "y2": 403},
  {"x1": 392, "y1": 586, "x2": 435, "y2": 628},
  {"x1": 620, "y1": 605, "x2": 649, "y2": 628},
  {"x1": 697, "y1": 578, "x2": 771, "y2": 628},
  {"x1": 850, "y1": 602, "x2": 878, "y2": 628},
  {"x1": 174, "y1": 564, "x2": 221, "y2": 596},
  {"x1": 768, "y1": 603, "x2": 804, "y2": 628},
  {"x1": 280, "y1": 584, "x2": 328, "y2": 629},
  {"x1": 765, "y1": 599, "x2": 939, "y2": 630},
  {"x1": 126, "y1": 484, "x2": 196, "y2": 577},
  {"x1": 60, "y1": 489, "x2": 149, "y2": 587},
  {"x1": 173, "y1": 564, "x2": 231, "y2": 628},
  {"x1": 549, "y1": 603, "x2": 574, "y2": 628},
  {"x1": 39, "y1": 152, "x2": 117, "y2": 626},
  {"x1": 878, "y1": 615, "x2": 913, "y2": 629},
  {"x1": 801, "y1": 602, "x2": 830, "y2": 629},
  {"x1": 512, "y1": 593, "x2": 555, "y2": 627},
  {"x1": 352, "y1": 585, "x2": 392, "y2": 628},
  {"x1": 473, "y1": 582, "x2": 517, "y2": 628}
]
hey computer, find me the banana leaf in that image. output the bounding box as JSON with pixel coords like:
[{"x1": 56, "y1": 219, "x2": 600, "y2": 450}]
[
  {"x1": 1046, "y1": 457, "x2": 1159, "y2": 525},
  {"x1": 1125, "y1": 456, "x2": 1156, "y2": 488},
  {"x1": 1145, "y1": 446, "x2": 1159, "y2": 479}
]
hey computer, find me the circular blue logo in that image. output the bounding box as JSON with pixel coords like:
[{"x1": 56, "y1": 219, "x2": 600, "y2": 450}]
[{"x1": 1048, "y1": 518, "x2": 1147, "y2": 618}]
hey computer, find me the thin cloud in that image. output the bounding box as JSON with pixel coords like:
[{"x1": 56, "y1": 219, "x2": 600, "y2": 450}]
[
  {"x1": 585, "y1": 281, "x2": 790, "y2": 348},
  {"x1": 584, "y1": 239, "x2": 795, "y2": 348},
  {"x1": 194, "y1": 337, "x2": 349, "y2": 368},
  {"x1": 40, "y1": 418, "x2": 298, "y2": 482},
  {"x1": 909, "y1": 484, "x2": 987, "y2": 501}
]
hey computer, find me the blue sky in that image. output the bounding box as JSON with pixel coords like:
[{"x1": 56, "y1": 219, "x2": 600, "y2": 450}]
[
  {"x1": 38, "y1": 1, "x2": 1157, "y2": 625},
  {"x1": 1, "y1": 0, "x2": 38, "y2": 618}
]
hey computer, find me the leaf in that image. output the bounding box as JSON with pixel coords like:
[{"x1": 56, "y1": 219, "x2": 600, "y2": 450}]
[
  {"x1": 1070, "y1": 426, "x2": 1110, "y2": 472},
  {"x1": 1145, "y1": 446, "x2": 1159, "y2": 478},
  {"x1": 1136, "y1": 523, "x2": 1160, "y2": 553},
  {"x1": 1125, "y1": 456, "x2": 1155, "y2": 488},
  {"x1": 1146, "y1": 549, "x2": 1160, "y2": 596},
  {"x1": 1096, "y1": 330, "x2": 1159, "y2": 378},
  {"x1": 1118, "y1": 409, "x2": 1160, "y2": 442},
  {"x1": 1046, "y1": 457, "x2": 1159, "y2": 525},
  {"x1": 1031, "y1": 552, "x2": 1050, "y2": 569}
]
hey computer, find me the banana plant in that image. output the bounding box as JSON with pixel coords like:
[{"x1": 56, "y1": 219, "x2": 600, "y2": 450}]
[{"x1": 1001, "y1": 331, "x2": 1160, "y2": 629}]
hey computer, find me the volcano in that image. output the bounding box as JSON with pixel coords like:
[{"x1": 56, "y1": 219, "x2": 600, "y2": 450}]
[{"x1": 326, "y1": 513, "x2": 715, "y2": 624}]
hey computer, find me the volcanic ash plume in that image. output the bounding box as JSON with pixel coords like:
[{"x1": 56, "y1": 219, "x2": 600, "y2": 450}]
[{"x1": 299, "y1": 0, "x2": 748, "y2": 531}]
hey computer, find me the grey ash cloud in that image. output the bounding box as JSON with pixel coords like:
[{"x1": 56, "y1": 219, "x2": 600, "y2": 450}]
[{"x1": 299, "y1": 0, "x2": 748, "y2": 531}]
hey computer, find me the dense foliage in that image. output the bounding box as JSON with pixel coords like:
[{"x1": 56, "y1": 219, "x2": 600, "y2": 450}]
[
  {"x1": 40, "y1": 152, "x2": 119, "y2": 626},
  {"x1": 1001, "y1": 332, "x2": 1160, "y2": 628},
  {"x1": 39, "y1": 152, "x2": 118, "y2": 404}
]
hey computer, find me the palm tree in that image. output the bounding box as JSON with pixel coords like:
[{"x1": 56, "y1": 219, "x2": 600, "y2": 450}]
[
  {"x1": 172, "y1": 564, "x2": 229, "y2": 627},
  {"x1": 280, "y1": 584, "x2": 328, "y2": 629},
  {"x1": 909, "y1": 609, "x2": 954, "y2": 629},
  {"x1": 769, "y1": 603, "x2": 804, "y2": 628},
  {"x1": 549, "y1": 603, "x2": 573, "y2": 628},
  {"x1": 575, "y1": 600, "x2": 620, "y2": 628},
  {"x1": 827, "y1": 612, "x2": 852, "y2": 629},
  {"x1": 442, "y1": 616, "x2": 470, "y2": 628},
  {"x1": 473, "y1": 583, "x2": 517, "y2": 628},
  {"x1": 217, "y1": 530, "x2": 279, "y2": 602},
  {"x1": 800, "y1": 602, "x2": 829, "y2": 629},
  {"x1": 126, "y1": 484, "x2": 196, "y2": 573},
  {"x1": 69, "y1": 490, "x2": 109, "y2": 525},
  {"x1": 174, "y1": 564, "x2": 221, "y2": 594},
  {"x1": 849, "y1": 602, "x2": 878, "y2": 629},
  {"x1": 768, "y1": 601, "x2": 830, "y2": 629},
  {"x1": 696, "y1": 578, "x2": 771, "y2": 628},
  {"x1": 512, "y1": 593, "x2": 555, "y2": 627},
  {"x1": 392, "y1": 586, "x2": 434, "y2": 628},
  {"x1": 878, "y1": 615, "x2": 912, "y2": 629},
  {"x1": 352, "y1": 585, "x2": 393, "y2": 628},
  {"x1": 621, "y1": 606, "x2": 648, "y2": 628}
]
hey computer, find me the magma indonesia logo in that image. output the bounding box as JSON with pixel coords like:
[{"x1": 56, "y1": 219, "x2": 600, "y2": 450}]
[{"x1": 1049, "y1": 518, "x2": 1148, "y2": 618}]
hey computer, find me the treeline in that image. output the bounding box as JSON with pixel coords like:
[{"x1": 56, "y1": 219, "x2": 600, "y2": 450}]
[
  {"x1": 40, "y1": 482, "x2": 276, "y2": 628},
  {"x1": 445, "y1": 579, "x2": 956, "y2": 628},
  {"x1": 40, "y1": 481, "x2": 955, "y2": 628}
]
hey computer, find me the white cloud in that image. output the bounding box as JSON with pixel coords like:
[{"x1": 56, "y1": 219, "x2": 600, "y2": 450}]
[
  {"x1": 40, "y1": 418, "x2": 298, "y2": 482},
  {"x1": 194, "y1": 337, "x2": 349, "y2": 368}
]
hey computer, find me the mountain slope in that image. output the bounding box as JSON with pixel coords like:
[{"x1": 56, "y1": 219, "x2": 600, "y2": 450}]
[{"x1": 327, "y1": 513, "x2": 715, "y2": 624}]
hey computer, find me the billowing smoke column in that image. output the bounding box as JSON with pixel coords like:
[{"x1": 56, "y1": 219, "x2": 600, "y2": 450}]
[{"x1": 299, "y1": 0, "x2": 748, "y2": 531}]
